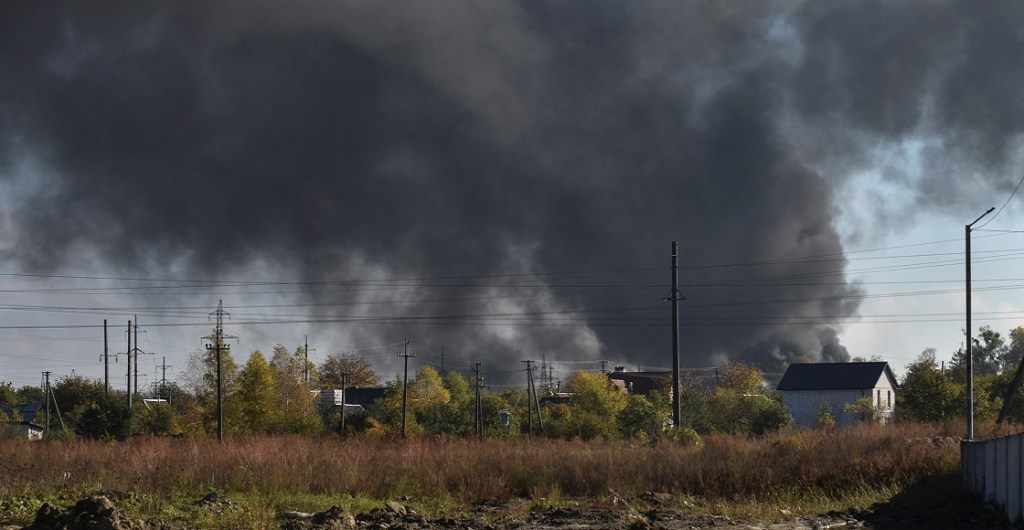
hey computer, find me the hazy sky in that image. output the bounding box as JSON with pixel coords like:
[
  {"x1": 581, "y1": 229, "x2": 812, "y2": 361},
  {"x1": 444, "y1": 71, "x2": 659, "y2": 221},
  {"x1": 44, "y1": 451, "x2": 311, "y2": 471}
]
[{"x1": 2, "y1": 1, "x2": 1024, "y2": 390}]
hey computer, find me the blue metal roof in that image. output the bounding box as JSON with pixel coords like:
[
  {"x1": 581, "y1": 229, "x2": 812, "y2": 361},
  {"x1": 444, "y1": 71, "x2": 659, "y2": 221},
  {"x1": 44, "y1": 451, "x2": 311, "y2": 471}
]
[
  {"x1": 776, "y1": 362, "x2": 898, "y2": 391},
  {"x1": 1, "y1": 402, "x2": 44, "y2": 423}
]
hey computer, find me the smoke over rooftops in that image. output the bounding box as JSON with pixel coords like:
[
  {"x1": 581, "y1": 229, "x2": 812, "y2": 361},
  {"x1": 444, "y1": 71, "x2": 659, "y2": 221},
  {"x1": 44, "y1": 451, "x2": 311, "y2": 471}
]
[{"x1": 1, "y1": 1, "x2": 1021, "y2": 381}]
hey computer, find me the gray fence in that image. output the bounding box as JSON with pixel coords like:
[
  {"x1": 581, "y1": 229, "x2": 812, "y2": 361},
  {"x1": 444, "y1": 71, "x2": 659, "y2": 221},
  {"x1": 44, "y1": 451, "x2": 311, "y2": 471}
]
[{"x1": 962, "y1": 433, "x2": 1024, "y2": 523}]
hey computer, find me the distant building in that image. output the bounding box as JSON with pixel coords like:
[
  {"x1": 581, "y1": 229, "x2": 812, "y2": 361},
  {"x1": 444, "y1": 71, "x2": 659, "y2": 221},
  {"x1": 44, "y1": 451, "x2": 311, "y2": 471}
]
[
  {"x1": 319, "y1": 387, "x2": 387, "y2": 416},
  {"x1": 776, "y1": 361, "x2": 898, "y2": 428},
  {"x1": 608, "y1": 369, "x2": 671, "y2": 395},
  {"x1": 1, "y1": 403, "x2": 45, "y2": 441}
]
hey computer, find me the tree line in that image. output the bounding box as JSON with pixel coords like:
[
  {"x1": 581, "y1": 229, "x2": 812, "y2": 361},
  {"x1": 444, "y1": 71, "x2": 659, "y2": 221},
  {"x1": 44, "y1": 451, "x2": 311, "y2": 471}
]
[
  {"x1": 0, "y1": 337, "x2": 796, "y2": 441},
  {"x1": 7, "y1": 324, "x2": 1020, "y2": 442}
]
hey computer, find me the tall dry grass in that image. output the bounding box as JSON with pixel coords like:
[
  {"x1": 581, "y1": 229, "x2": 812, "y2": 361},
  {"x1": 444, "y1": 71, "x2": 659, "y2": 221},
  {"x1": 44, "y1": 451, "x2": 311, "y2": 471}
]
[{"x1": 0, "y1": 422, "x2": 968, "y2": 504}]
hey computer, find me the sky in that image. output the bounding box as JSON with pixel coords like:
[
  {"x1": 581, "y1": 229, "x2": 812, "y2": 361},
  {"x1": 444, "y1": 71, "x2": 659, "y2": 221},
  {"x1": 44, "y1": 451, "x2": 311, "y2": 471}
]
[{"x1": 2, "y1": 1, "x2": 1024, "y2": 392}]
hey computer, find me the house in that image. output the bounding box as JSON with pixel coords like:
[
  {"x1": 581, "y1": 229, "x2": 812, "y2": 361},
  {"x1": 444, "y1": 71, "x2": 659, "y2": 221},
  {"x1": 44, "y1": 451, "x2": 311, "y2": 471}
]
[
  {"x1": 608, "y1": 369, "x2": 671, "y2": 395},
  {"x1": 776, "y1": 362, "x2": 898, "y2": 428},
  {"x1": 319, "y1": 387, "x2": 387, "y2": 416},
  {"x1": 1, "y1": 402, "x2": 45, "y2": 440}
]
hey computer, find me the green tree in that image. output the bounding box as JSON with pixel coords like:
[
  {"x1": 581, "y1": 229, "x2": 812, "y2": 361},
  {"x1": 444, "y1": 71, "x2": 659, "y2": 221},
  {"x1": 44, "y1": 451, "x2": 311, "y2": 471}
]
[
  {"x1": 999, "y1": 327, "x2": 1024, "y2": 374},
  {"x1": 0, "y1": 382, "x2": 17, "y2": 404},
  {"x1": 182, "y1": 339, "x2": 241, "y2": 435},
  {"x1": 76, "y1": 393, "x2": 131, "y2": 440},
  {"x1": 370, "y1": 366, "x2": 451, "y2": 436},
  {"x1": 562, "y1": 371, "x2": 627, "y2": 440},
  {"x1": 419, "y1": 371, "x2": 472, "y2": 436},
  {"x1": 951, "y1": 326, "x2": 1004, "y2": 376},
  {"x1": 618, "y1": 390, "x2": 670, "y2": 439},
  {"x1": 15, "y1": 385, "x2": 44, "y2": 403},
  {"x1": 237, "y1": 351, "x2": 280, "y2": 433},
  {"x1": 845, "y1": 396, "x2": 883, "y2": 423},
  {"x1": 131, "y1": 401, "x2": 178, "y2": 435},
  {"x1": 898, "y1": 354, "x2": 961, "y2": 422},
  {"x1": 270, "y1": 345, "x2": 322, "y2": 434}
]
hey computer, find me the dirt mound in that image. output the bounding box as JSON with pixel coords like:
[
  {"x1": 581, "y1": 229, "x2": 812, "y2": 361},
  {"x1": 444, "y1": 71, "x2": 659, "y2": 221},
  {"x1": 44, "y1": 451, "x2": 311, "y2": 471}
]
[{"x1": 23, "y1": 496, "x2": 148, "y2": 530}]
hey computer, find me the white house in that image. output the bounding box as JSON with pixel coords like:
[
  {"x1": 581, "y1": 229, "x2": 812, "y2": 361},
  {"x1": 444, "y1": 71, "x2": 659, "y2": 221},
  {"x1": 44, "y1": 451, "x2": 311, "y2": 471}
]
[{"x1": 776, "y1": 361, "x2": 898, "y2": 428}]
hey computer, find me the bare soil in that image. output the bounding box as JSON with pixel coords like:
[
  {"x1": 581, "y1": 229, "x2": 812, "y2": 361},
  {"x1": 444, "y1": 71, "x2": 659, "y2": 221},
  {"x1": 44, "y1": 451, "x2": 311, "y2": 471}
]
[{"x1": 11, "y1": 490, "x2": 1013, "y2": 530}]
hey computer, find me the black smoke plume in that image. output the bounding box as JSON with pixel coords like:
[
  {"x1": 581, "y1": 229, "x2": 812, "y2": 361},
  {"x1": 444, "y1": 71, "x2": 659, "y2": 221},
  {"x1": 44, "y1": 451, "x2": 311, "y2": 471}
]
[{"x1": 1, "y1": 1, "x2": 1021, "y2": 382}]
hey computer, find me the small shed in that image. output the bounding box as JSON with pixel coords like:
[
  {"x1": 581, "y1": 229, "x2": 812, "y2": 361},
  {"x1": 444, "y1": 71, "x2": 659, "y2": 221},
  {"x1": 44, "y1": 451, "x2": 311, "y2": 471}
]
[{"x1": 776, "y1": 362, "x2": 898, "y2": 428}]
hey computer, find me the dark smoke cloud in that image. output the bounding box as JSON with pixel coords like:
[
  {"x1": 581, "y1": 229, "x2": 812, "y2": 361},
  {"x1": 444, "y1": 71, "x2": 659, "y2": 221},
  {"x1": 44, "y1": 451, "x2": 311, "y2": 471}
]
[{"x1": 1, "y1": 1, "x2": 1020, "y2": 381}]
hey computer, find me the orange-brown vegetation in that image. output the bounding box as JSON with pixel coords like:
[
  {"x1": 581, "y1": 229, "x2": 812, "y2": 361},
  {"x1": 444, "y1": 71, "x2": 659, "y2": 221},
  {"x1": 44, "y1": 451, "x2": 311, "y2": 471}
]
[{"x1": 0, "y1": 421, "x2": 986, "y2": 506}]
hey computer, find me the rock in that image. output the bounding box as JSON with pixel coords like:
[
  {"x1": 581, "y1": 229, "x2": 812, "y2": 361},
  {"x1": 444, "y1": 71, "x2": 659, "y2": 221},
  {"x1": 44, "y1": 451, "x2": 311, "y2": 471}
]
[
  {"x1": 24, "y1": 496, "x2": 143, "y2": 530},
  {"x1": 197, "y1": 491, "x2": 219, "y2": 505},
  {"x1": 73, "y1": 496, "x2": 115, "y2": 517},
  {"x1": 280, "y1": 510, "x2": 315, "y2": 520},
  {"x1": 384, "y1": 501, "x2": 407, "y2": 516},
  {"x1": 310, "y1": 506, "x2": 356, "y2": 530}
]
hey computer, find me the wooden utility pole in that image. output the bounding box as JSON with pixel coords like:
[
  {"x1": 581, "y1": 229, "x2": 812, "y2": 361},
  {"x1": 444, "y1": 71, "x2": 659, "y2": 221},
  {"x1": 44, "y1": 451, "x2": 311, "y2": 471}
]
[
  {"x1": 522, "y1": 360, "x2": 533, "y2": 434},
  {"x1": 522, "y1": 360, "x2": 543, "y2": 434},
  {"x1": 473, "y1": 361, "x2": 483, "y2": 440},
  {"x1": 397, "y1": 339, "x2": 414, "y2": 438},
  {"x1": 43, "y1": 371, "x2": 51, "y2": 435}
]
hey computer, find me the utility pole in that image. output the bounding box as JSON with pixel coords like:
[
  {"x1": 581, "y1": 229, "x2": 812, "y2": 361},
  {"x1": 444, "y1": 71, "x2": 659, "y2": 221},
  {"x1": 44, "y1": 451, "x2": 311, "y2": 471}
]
[
  {"x1": 127, "y1": 319, "x2": 132, "y2": 409},
  {"x1": 131, "y1": 316, "x2": 154, "y2": 404},
  {"x1": 134, "y1": 316, "x2": 139, "y2": 398},
  {"x1": 966, "y1": 207, "x2": 994, "y2": 440},
  {"x1": 304, "y1": 335, "x2": 316, "y2": 386},
  {"x1": 473, "y1": 361, "x2": 483, "y2": 440},
  {"x1": 42, "y1": 371, "x2": 51, "y2": 435},
  {"x1": 522, "y1": 360, "x2": 534, "y2": 434},
  {"x1": 103, "y1": 319, "x2": 109, "y2": 397},
  {"x1": 397, "y1": 339, "x2": 414, "y2": 439},
  {"x1": 203, "y1": 300, "x2": 236, "y2": 443},
  {"x1": 340, "y1": 372, "x2": 348, "y2": 435},
  {"x1": 664, "y1": 240, "x2": 685, "y2": 429},
  {"x1": 532, "y1": 363, "x2": 543, "y2": 431},
  {"x1": 600, "y1": 360, "x2": 608, "y2": 374},
  {"x1": 159, "y1": 356, "x2": 173, "y2": 403},
  {"x1": 522, "y1": 360, "x2": 544, "y2": 434}
]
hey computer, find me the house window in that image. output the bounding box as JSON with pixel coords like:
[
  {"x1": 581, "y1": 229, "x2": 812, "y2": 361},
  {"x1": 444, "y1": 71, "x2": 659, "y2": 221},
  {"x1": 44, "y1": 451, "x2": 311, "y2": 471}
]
[
  {"x1": 887, "y1": 391, "x2": 891, "y2": 409},
  {"x1": 877, "y1": 390, "x2": 881, "y2": 407}
]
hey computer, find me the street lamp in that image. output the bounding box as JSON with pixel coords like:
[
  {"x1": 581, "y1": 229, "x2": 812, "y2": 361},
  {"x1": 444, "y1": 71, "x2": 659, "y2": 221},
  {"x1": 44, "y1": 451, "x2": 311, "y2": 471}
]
[{"x1": 966, "y1": 206, "x2": 995, "y2": 440}]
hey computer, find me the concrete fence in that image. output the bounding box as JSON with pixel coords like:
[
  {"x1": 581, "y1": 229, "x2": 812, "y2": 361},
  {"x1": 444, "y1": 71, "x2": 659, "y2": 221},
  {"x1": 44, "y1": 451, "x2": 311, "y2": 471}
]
[{"x1": 962, "y1": 433, "x2": 1024, "y2": 523}]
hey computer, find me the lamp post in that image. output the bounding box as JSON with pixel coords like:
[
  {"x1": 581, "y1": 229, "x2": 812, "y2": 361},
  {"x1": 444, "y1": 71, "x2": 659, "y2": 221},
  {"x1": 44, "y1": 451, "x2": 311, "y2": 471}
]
[{"x1": 966, "y1": 206, "x2": 995, "y2": 440}]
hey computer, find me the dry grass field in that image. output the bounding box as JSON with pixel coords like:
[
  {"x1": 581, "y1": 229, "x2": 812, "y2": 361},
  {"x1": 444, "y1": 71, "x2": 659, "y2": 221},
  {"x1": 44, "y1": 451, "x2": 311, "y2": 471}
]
[{"x1": 0, "y1": 421, "x2": 1009, "y2": 528}]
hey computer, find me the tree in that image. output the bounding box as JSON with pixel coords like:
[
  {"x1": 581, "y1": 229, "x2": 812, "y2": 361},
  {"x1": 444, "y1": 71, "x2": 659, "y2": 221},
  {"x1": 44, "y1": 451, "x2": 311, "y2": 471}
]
[
  {"x1": 130, "y1": 400, "x2": 178, "y2": 436},
  {"x1": 418, "y1": 370, "x2": 472, "y2": 436},
  {"x1": 898, "y1": 356, "x2": 961, "y2": 422},
  {"x1": 370, "y1": 366, "x2": 451, "y2": 436},
  {"x1": 844, "y1": 396, "x2": 883, "y2": 423},
  {"x1": 562, "y1": 371, "x2": 627, "y2": 440},
  {"x1": 0, "y1": 382, "x2": 16, "y2": 404},
  {"x1": 319, "y1": 353, "x2": 379, "y2": 388},
  {"x1": 182, "y1": 340, "x2": 241, "y2": 435},
  {"x1": 719, "y1": 361, "x2": 764, "y2": 394},
  {"x1": 951, "y1": 326, "x2": 1004, "y2": 376},
  {"x1": 618, "y1": 390, "x2": 670, "y2": 439},
  {"x1": 999, "y1": 327, "x2": 1024, "y2": 374},
  {"x1": 270, "y1": 345, "x2": 322, "y2": 434},
  {"x1": 16, "y1": 385, "x2": 44, "y2": 404},
  {"x1": 237, "y1": 351, "x2": 280, "y2": 433}
]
